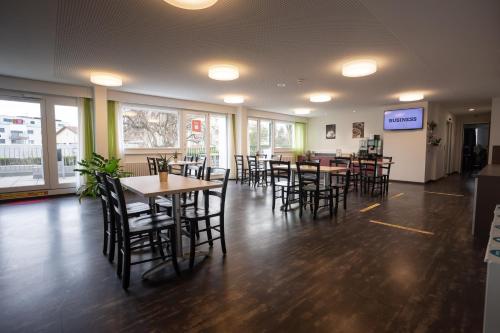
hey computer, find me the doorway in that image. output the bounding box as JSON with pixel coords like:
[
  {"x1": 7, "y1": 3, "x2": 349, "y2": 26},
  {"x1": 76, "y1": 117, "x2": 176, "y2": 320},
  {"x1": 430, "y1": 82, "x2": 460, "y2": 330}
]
[
  {"x1": 0, "y1": 94, "x2": 80, "y2": 195},
  {"x1": 461, "y1": 123, "x2": 489, "y2": 175}
]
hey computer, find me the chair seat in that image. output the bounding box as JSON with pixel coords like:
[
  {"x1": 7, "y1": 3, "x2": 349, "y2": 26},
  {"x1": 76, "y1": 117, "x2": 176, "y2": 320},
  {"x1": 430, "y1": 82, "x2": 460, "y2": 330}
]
[
  {"x1": 156, "y1": 197, "x2": 195, "y2": 208},
  {"x1": 182, "y1": 207, "x2": 222, "y2": 220},
  {"x1": 302, "y1": 184, "x2": 332, "y2": 192},
  {"x1": 126, "y1": 202, "x2": 151, "y2": 216},
  {"x1": 129, "y1": 213, "x2": 175, "y2": 234}
]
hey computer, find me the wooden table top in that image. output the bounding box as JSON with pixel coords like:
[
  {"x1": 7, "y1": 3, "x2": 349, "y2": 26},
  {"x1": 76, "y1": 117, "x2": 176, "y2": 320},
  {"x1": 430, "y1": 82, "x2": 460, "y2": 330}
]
[
  {"x1": 275, "y1": 165, "x2": 348, "y2": 173},
  {"x1": 120, "y1": 175, "x2": 222, "y2": 197},
  {"x1": 352, "y1": 160, "x2": 395, "y2": 165}
]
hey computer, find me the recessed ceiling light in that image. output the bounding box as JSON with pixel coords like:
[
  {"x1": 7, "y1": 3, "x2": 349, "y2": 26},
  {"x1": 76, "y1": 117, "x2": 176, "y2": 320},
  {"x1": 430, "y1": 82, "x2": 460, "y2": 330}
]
[
  {"x1": 353, "y1": 110, "x2": 357, "y2": 113},
  {"x1": 277, "y1": 83, "x2": 286, "y2": 87},
  {"x1": 342, "y1": 59, "x2": 377, "y2": 77},
  {"x1": 310, "y1": 94, "x2": 332, "y2": 103},
  {"x1": 208, "y1": 65, "x2": 239, "y2": 81},
  {"x1": 468, "y1": 108, "x2": 475, "y2": 112},
  {"x1": 223, "y1": 95, "x2": 245, "y2": 104},
  {"x1": 163, "y1": 0, "x2": 218, "y2": 10},
  {"x1": 399, "y1": 92, "x2": 424, "y2": 102},
  {"x1": 294, "y1": 108, "x2": 311, "y2": 115},
  {"x1": 90, "y1": 72, "x2": 122, "y2": 87}
]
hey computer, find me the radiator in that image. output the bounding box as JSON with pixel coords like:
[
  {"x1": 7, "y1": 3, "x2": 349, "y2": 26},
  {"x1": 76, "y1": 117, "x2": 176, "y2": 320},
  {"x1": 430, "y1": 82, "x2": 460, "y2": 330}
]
[{"x1": 123, "y1": 162, "x2": 150, "y2": 176}]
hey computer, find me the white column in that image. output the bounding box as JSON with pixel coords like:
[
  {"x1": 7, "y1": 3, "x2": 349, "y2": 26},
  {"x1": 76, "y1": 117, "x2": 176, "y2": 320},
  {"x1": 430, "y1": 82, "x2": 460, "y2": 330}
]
[
  {"x1": 489, "y1": 97, "x2": 500, "y2": 163},
  {"x1": 93, "y1": 86, "x2": 108, "y2": 158},
  {"x1": 236, "y1": 106, "x2": 247, "y2": 156}
]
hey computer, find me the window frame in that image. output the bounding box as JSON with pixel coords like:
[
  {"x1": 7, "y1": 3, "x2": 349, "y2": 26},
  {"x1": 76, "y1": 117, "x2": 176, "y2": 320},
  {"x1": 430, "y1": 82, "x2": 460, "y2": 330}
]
[
  {"x1": 274, "y1": 120, "x2": 295, "y2": 150},
  {"x1": 248, "y1": 117, "x2": 295, "y2": 154}
]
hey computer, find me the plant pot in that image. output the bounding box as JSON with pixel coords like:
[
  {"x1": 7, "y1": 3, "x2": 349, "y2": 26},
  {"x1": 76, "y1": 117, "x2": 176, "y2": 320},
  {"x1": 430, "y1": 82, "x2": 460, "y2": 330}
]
[{"x1": 158, "y1": 171, "x2": 168, "y2": 183}]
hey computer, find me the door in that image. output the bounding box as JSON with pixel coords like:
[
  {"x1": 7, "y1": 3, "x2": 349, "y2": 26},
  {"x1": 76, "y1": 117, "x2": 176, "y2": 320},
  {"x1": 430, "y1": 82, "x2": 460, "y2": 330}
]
[
  {"x1": 0, "y1": 95, "x2": 80, "y2": 195},
  {"x1": 0, "y1": 97, "x2": 48, "y2": 193}
]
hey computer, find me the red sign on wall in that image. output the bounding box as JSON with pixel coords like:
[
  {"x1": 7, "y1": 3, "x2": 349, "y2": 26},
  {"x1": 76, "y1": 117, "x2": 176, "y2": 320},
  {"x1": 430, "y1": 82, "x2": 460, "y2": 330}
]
[{"x1": 192, "y1": 119, "x2": 202, "y2": 132}]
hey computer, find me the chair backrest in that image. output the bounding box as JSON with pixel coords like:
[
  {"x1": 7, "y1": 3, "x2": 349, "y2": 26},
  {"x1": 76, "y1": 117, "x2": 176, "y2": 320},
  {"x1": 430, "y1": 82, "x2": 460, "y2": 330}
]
[
  {"x1": 381, "y1": 156, "x2": 392, "y2": 176},
  {"x1": 204, "y1": 167, "x2": 230, "y2": 213},
  {"x1": 105, "y1": 175, "x2": 130, "y2": 240},
  {"x1": 359, "y1": 158, "x2": 378, "y2": 177},
  {"x1": 269, "y1": 160, "x2": 291, "y2": 185},
  {"x1": 184, "y1": 155, "x2": 194, "y2": 162},
  {"x1": 95, "y1": 171, "x2": 110, "y2": 221},
  {"x1": 330, "y1": 157, "x2": 351, "y2": 169},
  {"x1": 146, "y1": 157, "x2": 158, "y2": 175},
  {"x1": 247, "y1": 155, "x2": 259, "y2": 171},
  {"x1": 296, "y1": 161, "x2": 320, "y2": 190}
]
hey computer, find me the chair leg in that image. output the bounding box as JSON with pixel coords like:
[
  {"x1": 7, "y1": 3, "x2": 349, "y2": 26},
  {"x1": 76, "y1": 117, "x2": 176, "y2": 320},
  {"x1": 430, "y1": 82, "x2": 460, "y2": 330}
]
[
  {"x1": 329, "y1": 191, "x2": 334, "y2": 217},
  {"x1": 313, "y1": 192, "x2": 319, "y2": 219},
  {"x1": 220, "y1": 215, "x2": 227, "y2": 254},
  {"x1": 272, "y1": 185, "x2": 276, "y2": 211},
  {"x1": 189, "y1": 221, "x2": 196, "y2": 270},
  {"x1": 169, "y1": 229, "x2": 180, "y2": 276},
  {"x1": 108, "y1": 223, "x2": 116, "y2": 263},
  {"x1": 335, "y1": 188, "x2": 339, "y2": 215},
  {"x1": 205, "y1": 217, "x2": 213, "y2": 247},
  {"x1": 103, "y1": 221, "x2": 109, "y2": 256},
  {"x1": 299, "y1": 190, "x2": 303, "y2": 217},
  {"x1": 122, "y1": 250, "x2": 131, "y2": 290},
  {"x1": 117, "y1": 237, "x2": 123, "y2": 278}
]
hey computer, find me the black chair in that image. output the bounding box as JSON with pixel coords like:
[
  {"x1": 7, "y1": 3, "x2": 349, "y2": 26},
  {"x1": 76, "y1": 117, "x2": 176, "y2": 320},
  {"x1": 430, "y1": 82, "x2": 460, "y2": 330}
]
[
  {"x1": 329, "y1": 160, "x2": 352, "y2": 210},
  {"x1": 296, "y1": 161, "x2": 338, "y2": 219},
  {"x1": 146, "y1": 157, "x2": 158, "y2": 175},
  {"x1": 247, "y1": 155, "x2": 266, "y2": 187},
  {"x1": 270, "y1": 154, "x2": 282, "y2": 161},
  {"x1": 182, "y1": 167, "x2": 230, "y2": 269},
  {"x1": 234, "y1": 155, "x2": 248, "y2": 184},
  {"x1": 359, "y1": 158, "x2": 385, "y2": 196},
  {"x1": 106, "y1": 175, "x2": 180, "y2": 290},
  {"x1": 381, "y1": 156, "x2": 393, "y2": 194},
  {"x1": 95, "y1": 172, "x2": 151, "y2": 263},
  {"x1": 269, "y1": 160, "x2": 299, "y2": 211}
]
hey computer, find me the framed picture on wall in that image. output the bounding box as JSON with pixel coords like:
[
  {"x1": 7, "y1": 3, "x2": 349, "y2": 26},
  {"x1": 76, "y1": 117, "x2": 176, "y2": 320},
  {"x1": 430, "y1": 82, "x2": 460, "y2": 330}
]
[
  {"x1": 326, "y1": 124, "x2": 336, "y2": 139},
  {"x1": 352, "y1": 122, "x2": 364, "y2": 138}
]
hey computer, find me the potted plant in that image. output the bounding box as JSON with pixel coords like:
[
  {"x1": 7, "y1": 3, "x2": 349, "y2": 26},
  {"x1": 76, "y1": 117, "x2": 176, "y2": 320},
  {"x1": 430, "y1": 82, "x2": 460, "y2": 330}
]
[
  {"x1": 157, "y1": 153, "x2": 175, "y2": 182},
  {"x1": 74, "y1": 153, "x2": 131, "y2": 202},
  {"x1": 172, "y1": 150, "x2": 179, "y2": 163}
]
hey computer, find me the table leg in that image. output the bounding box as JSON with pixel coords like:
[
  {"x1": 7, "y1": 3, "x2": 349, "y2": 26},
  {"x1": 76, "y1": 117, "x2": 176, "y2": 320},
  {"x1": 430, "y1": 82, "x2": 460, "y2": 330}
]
[{"x1": 149, "y1": 197, "x2": 157, "y2": 213}]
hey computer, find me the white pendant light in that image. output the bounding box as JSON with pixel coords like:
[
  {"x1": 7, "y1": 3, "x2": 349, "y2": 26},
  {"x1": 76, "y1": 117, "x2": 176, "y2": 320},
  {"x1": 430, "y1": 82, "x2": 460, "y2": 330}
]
[
  {"x1": 399, "y1": 92, "x2": 424, "y2": 102},
  {"x1": 208, "y1": 65, "x2": 239, "y2": 81},
  {"x1": 294, "y1": 108, "x2": 311, "y2": 115},
  {"x1": 342, "y1": 59, "x2": 377, "y2": 77},
  {"x1": 90, "y1": 72, "x2": 122, "y2": 87},
  {"x1": 164, "y1": 0, "x2": 218, "y2": 10},
  {"x1": 310, "y1": 93, "x2": 332, "y2": 103},
  {"x1": 224, "y1": 95, "x2": 245, "y2": 104}
]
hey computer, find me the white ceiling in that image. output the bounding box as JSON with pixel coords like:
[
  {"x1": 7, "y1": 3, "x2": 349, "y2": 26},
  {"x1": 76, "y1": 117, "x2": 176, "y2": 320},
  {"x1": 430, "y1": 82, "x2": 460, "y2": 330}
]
[{"x1": 0, "y1": 0, "x2": 499, "y2": 116}]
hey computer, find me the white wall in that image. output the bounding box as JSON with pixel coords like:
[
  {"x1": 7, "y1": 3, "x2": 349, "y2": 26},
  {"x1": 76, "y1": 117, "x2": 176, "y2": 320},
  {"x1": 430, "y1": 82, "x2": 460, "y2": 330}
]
[
  {"x1": 384, "y1": 102, "x2": 428, "y2": 183},
  {"x1": 490, "y1": 97, "x2": 500, "y2": 163},
  {"x1": 307, "y1": 108, "x2": 383, "y2": 154}
]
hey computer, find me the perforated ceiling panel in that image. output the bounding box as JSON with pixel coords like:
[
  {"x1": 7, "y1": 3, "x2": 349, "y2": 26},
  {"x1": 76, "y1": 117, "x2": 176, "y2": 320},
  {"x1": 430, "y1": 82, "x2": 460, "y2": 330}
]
[{"x1": 0, "y1": 0, "x2": 499, "y2": 115}]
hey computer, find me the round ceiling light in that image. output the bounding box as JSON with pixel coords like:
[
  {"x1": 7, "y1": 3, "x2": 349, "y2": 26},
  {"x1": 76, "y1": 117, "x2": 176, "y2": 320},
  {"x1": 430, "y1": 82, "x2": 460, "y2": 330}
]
[
  {"x1": 468, "y1": 108, "x2": 475, "y2": 112},
  {"x1": 163, "y1": 0, "x2": 218, "y2": 10},
  {"x1": 399, "y1": 92, "x2": 424, "y2": 102},
  {"x1": 342, "y1": 59, "x2": 377, "y2": 77},
  {"x1": 294, "y1": 108, "x2": 312, "y2": 115},
  {"x1": 310, "y1": 93, "x2": 332, "y2": 103},
  {"x1": 90, "y1": 72, "x2": 123, "y2": 87},
  {"x1": 208, "y1": 65, "x2": 239, "y2": 81},
  {"x1": 224, "y1": 95, "x2": 245, "y2": 104}
]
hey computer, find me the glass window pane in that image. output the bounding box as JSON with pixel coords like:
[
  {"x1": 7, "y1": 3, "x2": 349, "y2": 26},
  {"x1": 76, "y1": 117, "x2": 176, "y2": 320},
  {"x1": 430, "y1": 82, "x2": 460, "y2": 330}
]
[
  {"x1": 185, "y1": 114, "x2": 206, "y2": 157},
  {"x1": 0, "y1": 99, "x2": 44, "y2": 188},
  {"x1": 122, "y1": 105, "x2": 179, "y2": 148},
  {"x1": 259, "y1": 119, "x2": 272, "y2": 157},
  {"x1": 275, "y1": 121, "x2": 294, "y2": 149},
  {"x1": 248, "y1": 119, "x2": 258, "y2": 155},
  {"x1": 55, "y1": 105, "x2": 79, "y2": 184},
  {"x1": 209, "y1": 115, "x2": 227, "y2": 168}
]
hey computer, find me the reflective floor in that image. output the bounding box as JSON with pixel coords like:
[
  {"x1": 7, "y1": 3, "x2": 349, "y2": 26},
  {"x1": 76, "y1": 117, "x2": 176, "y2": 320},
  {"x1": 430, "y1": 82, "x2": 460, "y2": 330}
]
[{"x1": 0, "y1": 175, "x2": 486, "y2": 332}]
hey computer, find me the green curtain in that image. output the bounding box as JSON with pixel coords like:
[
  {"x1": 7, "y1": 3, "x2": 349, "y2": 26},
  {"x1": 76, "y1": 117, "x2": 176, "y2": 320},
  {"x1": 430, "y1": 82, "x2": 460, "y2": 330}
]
[
  {"x1": 107, "y1": 100, "x2": 117, "y2": 158},
  {"x1": 83, "y1": 98, "x2": 94, "y2": 160},
  {"x1": 294, "y1": 122, "x2": 306, "y2": 156}
]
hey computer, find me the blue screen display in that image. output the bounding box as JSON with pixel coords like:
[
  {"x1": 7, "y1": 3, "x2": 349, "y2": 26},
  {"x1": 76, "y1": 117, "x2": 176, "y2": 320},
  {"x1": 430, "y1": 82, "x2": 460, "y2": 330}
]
[{"x1": 384, "y1": 107, "x2": 424, "y2": 130}]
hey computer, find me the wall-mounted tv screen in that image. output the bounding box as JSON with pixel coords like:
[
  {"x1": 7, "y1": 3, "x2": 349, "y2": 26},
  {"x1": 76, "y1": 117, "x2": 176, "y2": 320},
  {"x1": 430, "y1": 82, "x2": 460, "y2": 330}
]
[{"x1": 384, "y1": 107, "x2": 424, "y2": 131}]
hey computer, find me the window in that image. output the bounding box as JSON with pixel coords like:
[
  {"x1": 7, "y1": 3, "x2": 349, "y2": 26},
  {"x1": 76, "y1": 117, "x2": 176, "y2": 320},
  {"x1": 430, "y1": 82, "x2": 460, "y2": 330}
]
[
  {"x1": 0, "y1": 128, "x2": 4, "y2": 132},
  {"x1": 122, "y1": 104, "x2": 179, "y2": 148},
  {"x1": 275, "y1": 121, "x2": 294, "y2": 149},
  {"x1": 0, "y1": 139, "x2": 4, "y2": 144},
  {"x1": 27, "y1": 129, "x2": 33, "y2": 134},
  {"x1": 248, "y1": 119, "x2": 258, "y2": 155}
]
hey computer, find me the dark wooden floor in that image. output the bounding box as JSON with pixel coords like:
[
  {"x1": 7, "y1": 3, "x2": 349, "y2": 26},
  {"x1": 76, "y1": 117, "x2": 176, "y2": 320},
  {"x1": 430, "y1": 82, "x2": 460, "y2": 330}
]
[{"x1": 0, "y1": 175, "x2": 486, "y2": 333}]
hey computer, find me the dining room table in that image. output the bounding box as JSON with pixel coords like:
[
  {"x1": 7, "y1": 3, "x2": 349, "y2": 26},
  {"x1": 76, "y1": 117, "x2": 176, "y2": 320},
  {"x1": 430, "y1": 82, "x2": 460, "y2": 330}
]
[{"x1": 120, "y1": 174, "x2": 222, "y2": 274}]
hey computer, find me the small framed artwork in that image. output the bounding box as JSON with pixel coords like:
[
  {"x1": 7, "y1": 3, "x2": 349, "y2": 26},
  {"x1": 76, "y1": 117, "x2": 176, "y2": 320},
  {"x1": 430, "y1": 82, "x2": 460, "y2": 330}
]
[
  {"x1": 326, "y1": 124, "x2": 336, "y2": 139},
  {"x1": 352, "y1": 122, "x2": 364, "y2": 138}
]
